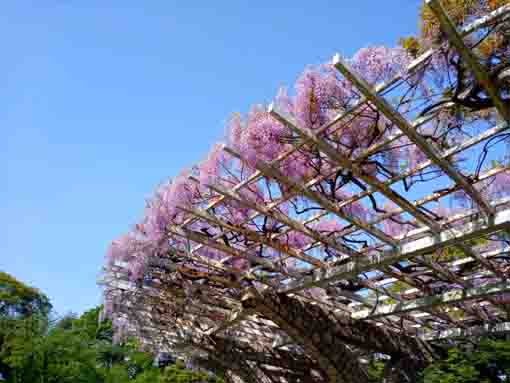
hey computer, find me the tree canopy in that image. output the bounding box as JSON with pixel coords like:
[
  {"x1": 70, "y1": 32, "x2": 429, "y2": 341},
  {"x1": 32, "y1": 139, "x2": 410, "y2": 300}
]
[
  {"x1": 0, "y1": 272, "x2": 51, "y2": 319},
  {"x1": 0, "y1": 271, "x2": 223, "y2": 383}
]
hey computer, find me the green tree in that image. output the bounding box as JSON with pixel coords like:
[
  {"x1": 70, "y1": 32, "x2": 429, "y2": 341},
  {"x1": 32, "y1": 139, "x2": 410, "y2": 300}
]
[
  {"x1": 0, "y1": 271, "x2": 52, "y2": 381},
  {"x1": 0, "y1": 272, "x2": 223, "y2": 383},
  {"x1": 423, "y1": 339, "x2": 510, "y2": 383},
  {"x1": 0, "y1": 272, "x2": 52, "y2": 319}
]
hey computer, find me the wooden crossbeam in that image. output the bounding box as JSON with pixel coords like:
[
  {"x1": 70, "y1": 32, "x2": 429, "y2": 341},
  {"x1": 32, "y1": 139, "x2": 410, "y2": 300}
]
[
  {"x1": 426, "y1": 0, "x2": 510, "y2": 122},
  {"x1": 183, "y1": 116, "x2": 423, "y2": 261},
  {"x1": 328, "y1": 282, "x2": 430, "y2": 329},
  {"x1": 174, "y1": 170, "x2": 509, "y2": 324},
  {"x1": 184, "y1": 116, "x2": 444, "y2": 267},
  {"x1": 105, "y1": 283, "x2": 235, "y2": 314},
  {"x1": 280, "y1": 153, "x2": 510, "y2": 280},
  {"x1": 353, "y1": 281, "x2": 510, "y2": 320},
  {"x1": 421, "y1": 322, "x2": 510, "y2": 341},
  {"x1": 332, "y1": 56, "x2": 494, "y2": 217},
  {"x1": 175, "y1": 4, "x2": 509, "y2": 235},
  {"x1": 378, "y1": 266, "x2": 467, "y2": 326},
  {"x1": 176, "y1": 5, "x2": 509, "y2": 267},
  {"x1": 237, "y1": 111, "x2": 507, "y2": 274},
  {"x1": 256, "y1": 118, "x2": 507, "y2": 266},
  {"x1": 171, "y1": 225, "x2": 280, "y2": 273},
  {"x1": 462, "y1": 4, "x2": 510, "y2": 35},
  {"x1": 350, "y1": 247, "x2": 510, "y2": 308},
  {"x1": 206, "y1": 181, "x2": 360, "y2": 260},
  {"x1": 281, "y1": 201, "x2": 510, "y2": 293},
  {"x1": 269, "y1": 166, "x2": 508, "y2": 315},
  {"x1": 455, "y1": 243, "x2": 507, "y2": 280},
  {"x1": 184, "y1": 163, "x2": 367, "y2": 262},
  {"x1": 179, "y1": 204, "x2": 324, "y2": 269},
  {"x1": 365, "y1": 257, "x2": 503, "y2": 325},
  {"x1": 105, "y1": 5, "x2": 510, "y2": 355},
  {"x1": 334, "y1": 122, "x2": 508, "y2": 220},
  {"x1": 164, "y1": 233, "x2": 250, "y2": 277},
  {"x1": 269, "y1": 105, "x2": 441, "y2": 231},
  {"x1": 329, "y1": 166, "x2": 509, "y2": 255},
  {"x1": 414, "y1": 256, "x2": 494, "y2": 322},
  {"x1": 127, "y1": 306, "x2": 276, "y2": 344},
  {"x1": 307, "y1": 3, "x2": 510, "y2": 138},
  {"x1": 224, "y1": 146, "x2": 397, "y2": 246}
]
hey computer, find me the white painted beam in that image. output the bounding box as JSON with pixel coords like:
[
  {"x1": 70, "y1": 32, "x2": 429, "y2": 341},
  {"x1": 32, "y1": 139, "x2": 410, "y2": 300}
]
[
  {"x1": 281, "y1": 202, "x2": 510, "y2": 293},
  {"x1": 353, "y1": 281, "x2": 510, "y2": 320}
]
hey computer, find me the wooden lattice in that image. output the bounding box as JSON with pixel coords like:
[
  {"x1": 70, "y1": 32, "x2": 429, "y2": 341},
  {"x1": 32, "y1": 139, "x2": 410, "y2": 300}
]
[{"x1": 100, "y1": 2, "x2": 510, "y2": 382}]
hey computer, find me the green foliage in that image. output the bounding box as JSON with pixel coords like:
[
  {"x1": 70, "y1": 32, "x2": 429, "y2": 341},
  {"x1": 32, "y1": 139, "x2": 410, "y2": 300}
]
[
  {"x1": 0, "y1": 272, "x2": 53, "y2": 381},
  {"x1": 435, "y1": 238, "x2": 488, "y2": 262},
  {"x1": 398, "y1": 36, "x2": 421, "y2": 57},
  {"x1": 367, "y1": 359, "x2": 386, "y2": 383},
  {"x1": 419, "y1": 0, "x2": 510, "y2": 41},
  {"x1": 160, "y1": 361, "x2": 223, "y2": 383},
  {"x1": 424, "y1": 348, "x2": 480, "y2": 383},
  {"x1": 423, "y1": 339, "x2": 510, "y2": 383},
  {"x1": 364, "y1": 280, "x2": 412, "y2": 306},
  {"x1": 0, "y1": 303, "x2": 224, "y2": 382},
  {"x1": 131, "y1": 368, "x2": 160, "y2": 383},
  {"x1": 0, "y1": 271, "x2": 52, "y2": 319},
  {"x1": 360, "y1": 340, "x2": 510, "y2": 383},
  {"x1": 1, "y1": 316, "x2": 48, "y2": 383},
  {"x1": 1, "y1": 308, "x2": 108, "y2": 382},
  {"x1": 387, "y1": 280, "x2": 412, "y2": 295},
  {"x1": 0, "y1": 272, "x2": 223, "y2": 382}
]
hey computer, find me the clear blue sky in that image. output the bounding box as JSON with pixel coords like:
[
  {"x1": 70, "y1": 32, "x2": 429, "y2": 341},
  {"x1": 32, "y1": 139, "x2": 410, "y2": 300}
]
[{"x1": 2, "y1": 1, "x2": 421, "y2": 315}]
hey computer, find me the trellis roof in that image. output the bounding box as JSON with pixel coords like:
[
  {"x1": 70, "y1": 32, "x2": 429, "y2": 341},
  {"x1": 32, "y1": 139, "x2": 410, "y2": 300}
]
[{"x1": 100, "y1": 1, "x2": 510, "y2": 381}]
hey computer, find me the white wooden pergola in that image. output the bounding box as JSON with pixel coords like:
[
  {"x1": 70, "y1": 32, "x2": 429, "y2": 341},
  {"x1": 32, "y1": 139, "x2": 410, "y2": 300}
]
[{"x1": 100, "y1": 1, "x2": 510, "y2": 381}]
